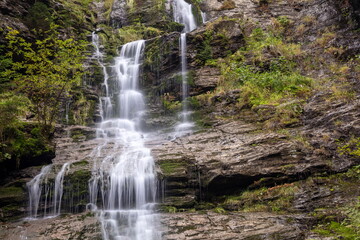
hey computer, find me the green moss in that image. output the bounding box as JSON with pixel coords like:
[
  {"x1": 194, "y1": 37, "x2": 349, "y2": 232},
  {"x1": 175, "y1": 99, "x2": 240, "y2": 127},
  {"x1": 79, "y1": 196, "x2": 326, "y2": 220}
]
[
  {"x1": 1, "y1": 122, "x2": 54, "y2": 172},
  {"x1": 196, "y1": 202, "x2": 215, "y2": 210},
  {"x1": 222, "y1": 183, "x2": 299, "y2": 213},
  {"x1": 73, "y1": 160, "x2": 89, "y2": 166},
  {"x1": 313, "y1": 221, "x2": 359, "y2": 239},
  {"x1": 0, "y1": 186, "x2": 24, "y2": 198},
  {"x1": 213, "y1": 207, "x2": 226, "y2": 214},
  {"x1": 162, "y1": 99, "x2": 182, "y2": 113},
  {"x1": 159, "y1": 160, "x2": 187, "y2": 176},
  {"x1": 338, "y1": 137, "x2": 360, "y2": 157}
]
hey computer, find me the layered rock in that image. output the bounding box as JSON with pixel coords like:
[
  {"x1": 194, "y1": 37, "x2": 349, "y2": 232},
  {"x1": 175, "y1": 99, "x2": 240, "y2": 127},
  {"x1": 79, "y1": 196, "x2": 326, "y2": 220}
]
[{"x1": 162, "y1": 212, "x2": 308, "y2": 239}]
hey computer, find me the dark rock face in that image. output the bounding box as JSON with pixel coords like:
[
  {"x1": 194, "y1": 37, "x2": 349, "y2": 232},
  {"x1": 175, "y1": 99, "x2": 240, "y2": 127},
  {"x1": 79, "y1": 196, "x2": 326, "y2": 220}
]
[{"x1": 1, "y1": 0, "x2": 359, "y2": 239}]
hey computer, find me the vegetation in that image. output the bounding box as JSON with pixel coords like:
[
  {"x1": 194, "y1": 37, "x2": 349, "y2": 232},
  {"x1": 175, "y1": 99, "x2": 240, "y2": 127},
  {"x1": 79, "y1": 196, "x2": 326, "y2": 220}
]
[
  {"x1": 222, "y1": 183, "x2": 299, "y2": 213},
  {"x1": 0, "y1": 93, "x2": 29, "y2": 142},
  {"x1": 0, "y1": 122, "x2": 54, "y2": 170},
  {"x1": 338, "y1": 137, "x2": 360, "y2": 157},
  {"x1": 217, "y1": 28, "x2": 312, "y2": 107},
  {"x1": 313, "y1": 197, "x2": 360, "y2": 239},
  {"x1": 5, "y1": 25, "x2": 86, "y2": 135}
]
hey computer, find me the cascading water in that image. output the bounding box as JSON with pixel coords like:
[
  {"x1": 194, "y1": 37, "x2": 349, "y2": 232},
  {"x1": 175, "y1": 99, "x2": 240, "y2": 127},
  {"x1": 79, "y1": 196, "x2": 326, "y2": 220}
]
[
  {"x1": 89, "y1": 36, "x2": 161, "y2": 240},
  {"x1": 53, "y1": 162, "x2": 71, "y2": 215},
  {"x1": 27, "y1": 165, "x2": 52, "y2": 218},
  {"x1": 27, "y1": 162, "x2": 71, "y2": 219},
  {"x1": 172, "y1": 0, "x2": 199, "y2": 137}
]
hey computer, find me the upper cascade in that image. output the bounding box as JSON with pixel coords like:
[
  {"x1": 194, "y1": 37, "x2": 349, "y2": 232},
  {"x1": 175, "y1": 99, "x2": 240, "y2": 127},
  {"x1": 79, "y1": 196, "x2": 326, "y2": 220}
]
[{"x1": 172, "y1": 0, "x2": 197, "y2": 33}]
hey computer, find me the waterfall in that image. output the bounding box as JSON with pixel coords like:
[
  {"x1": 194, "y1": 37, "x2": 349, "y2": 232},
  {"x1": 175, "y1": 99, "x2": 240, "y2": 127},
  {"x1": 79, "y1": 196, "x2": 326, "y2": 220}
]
[
  {"x1": 90, "y1": 36, "x2": 161, "y2": 239},
  {"x1": 26, "y1": 163, "x2": 72, "y2": 219},
  {"x1": 53, "y1": 162, "x2": 71, "y2": 215},
  {"x1": 172, "y1": 0, "x2": 197, "y2": 33},
  {"x1": 92, "y1": 32, "x2": 112, "y2": 121},
  {"x1": 172, "y1": 0, "x2": 200, "y2": 137},
  {"x1": 201, "y1": 11, "x2": 207, "y2": 23},
  {"x1": 27, "y1": 165, "x2": 52, "y2": 219}
]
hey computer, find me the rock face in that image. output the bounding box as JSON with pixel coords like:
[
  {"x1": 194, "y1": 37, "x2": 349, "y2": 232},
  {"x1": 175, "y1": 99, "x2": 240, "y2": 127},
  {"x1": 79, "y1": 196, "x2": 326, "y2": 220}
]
[
  {"x1": 192, "y1": 67, "x2": 220, "y2": 94},
  {"x1": 0, "y1": 212, "x2": 101, "y2": 240},
  {"x1": 110, "y1": 0, "x2": 129, "y2": 27},
  {"x1": 1, "y1": 0, "x2": 360, "y2": 239},
  {"x1": 0, "y1": 0, "x2": 32, "y2": 40},
  {"x1": 154, "y1": 118, "x2": 334, "y2": 206},
  {"x1": 162, "y1": 212, "x2": 307, "y2": 240}
]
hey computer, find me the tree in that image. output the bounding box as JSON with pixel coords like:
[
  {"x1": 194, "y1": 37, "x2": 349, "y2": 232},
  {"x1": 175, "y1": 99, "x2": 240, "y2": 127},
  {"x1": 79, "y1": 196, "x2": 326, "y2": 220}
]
[
  {"x1": 5, "y1": 25, "x2": 86, "y2": 136},
  {"x1": 0, "y1": 93, "x2": 29, "y2": 143}
]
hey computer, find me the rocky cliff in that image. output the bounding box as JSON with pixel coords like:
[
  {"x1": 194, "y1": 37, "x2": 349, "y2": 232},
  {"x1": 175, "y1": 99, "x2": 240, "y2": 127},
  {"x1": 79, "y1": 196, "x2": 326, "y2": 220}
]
[{"x1": 0, "y1": 0, "x2": 359, "y2": 239}]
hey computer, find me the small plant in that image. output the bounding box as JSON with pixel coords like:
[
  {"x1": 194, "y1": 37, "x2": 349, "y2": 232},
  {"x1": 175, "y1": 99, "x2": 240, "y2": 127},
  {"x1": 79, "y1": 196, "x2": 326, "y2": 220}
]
[
  {"x1": 213, "y1": 207, "x2": 226, "y2": 214},
  {"x1": 164, "y1": 206, "x2": 177, "y2": 213},
  {"x1": 338, "y1": 137, "x2": 360, "y2": 157},
  {"x1": 302, "y1": 15, "x2": 316, "y2": 25},
  {"x1": 315, "y1": 32, "x2": 336, "y2": 48},
  {"x1": 220, "y1": 0, "x2": 236, "y2": 10}
]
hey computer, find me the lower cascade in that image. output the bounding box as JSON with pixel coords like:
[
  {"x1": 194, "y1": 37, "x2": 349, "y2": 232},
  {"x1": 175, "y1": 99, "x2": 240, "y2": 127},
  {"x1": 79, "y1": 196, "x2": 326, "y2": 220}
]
[
  {"x1": 89, "y1": 39, "x2": 162, "y2": 239},
  {"x1": 27, "y1": 163, "x2": 72, "y2": 219}
]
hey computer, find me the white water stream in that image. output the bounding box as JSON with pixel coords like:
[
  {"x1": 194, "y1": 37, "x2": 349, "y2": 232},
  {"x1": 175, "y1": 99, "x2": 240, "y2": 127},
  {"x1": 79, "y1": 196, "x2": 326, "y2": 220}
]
[
  {"x1": 27, "y1": 162, "x2": 71, "y2": 219},
  {"x1": 89, "y1": 37, "x2": 161, "y2": 240},
  {"x1": 172, "y1": 0, "x2": 200, "y2": 137}
]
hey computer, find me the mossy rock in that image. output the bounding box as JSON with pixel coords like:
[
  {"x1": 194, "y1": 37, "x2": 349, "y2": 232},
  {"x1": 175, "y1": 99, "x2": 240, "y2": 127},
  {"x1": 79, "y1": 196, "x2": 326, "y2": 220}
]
[
  {"x1": 0, "y1": 183, "x2": 27, "y2": 221},
  {"x1": 158, "y1": 159, "x2": 190, "y2": 178}
]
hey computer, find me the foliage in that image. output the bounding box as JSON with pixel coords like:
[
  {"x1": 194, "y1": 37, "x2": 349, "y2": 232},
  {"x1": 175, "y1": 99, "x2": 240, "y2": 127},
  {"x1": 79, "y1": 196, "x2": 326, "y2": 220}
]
[
  {"x1": 104, "y1": 0, "x2": 116, "y2": 20},
  {"x1": 0, "y1": 43, "x2": 14, "y2": 91},
  {"x1": 5, "y1": 25, "x2": 86, "y2": 136},
  {"x1": 344, "y1": 198, "x2": 360, "y2": 237},
  {"x1": 0, "y1": 93, "x2": 29, "y2": 142},
  {"x1": 311, "y1": 166, "x2": 360, "y2": 239},
  {"x1": 0, "y1": 123, "x2": 54, "y2": 169},
  {"x1": 220, "y1": 63, "x2": 311, "y2": 106},
  {"x1": 162, "y1": 98, "x2": 182, "y2": 113},
  {"x1": 217, "y1": 28, "x2": 312, "y2": 107},
  {"x1": 55, "y1": 0, "x2": 96, "y2": 35},
  {"x1": 195, "y1": 31, "x2": 213, "y2": 64}
]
